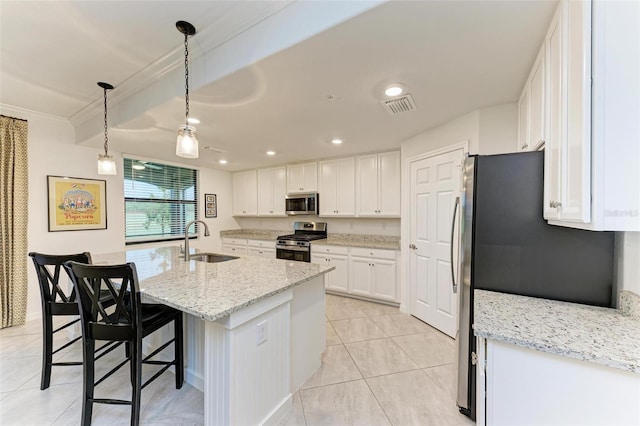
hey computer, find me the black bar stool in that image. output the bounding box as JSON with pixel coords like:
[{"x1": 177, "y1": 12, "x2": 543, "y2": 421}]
[
  {"x1": 64, "y1": 261, "x2": 184, "y2": 426},
  {"x1": 28, "y1": 252, "x2": 118, "y2": 390}
]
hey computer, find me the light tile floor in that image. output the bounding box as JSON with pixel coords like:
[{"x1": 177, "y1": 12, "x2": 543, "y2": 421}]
[{"x1": 0, "y1": 295, "x2": 473, "y2": 425}]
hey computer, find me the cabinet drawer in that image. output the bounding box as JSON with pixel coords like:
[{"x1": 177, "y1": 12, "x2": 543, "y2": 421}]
[
  {"x1": 247, "y1": 239, "x2": 274, "y2": 248},
  {"x1": 222, "y1": 238, "x2": 247, "y2": 245},
  {"x1": 311, "y1": 244, "x2": 349, "y2": 256},
  {"x1": 349, "y1": 247, "x2": 396, "y2": 260}
]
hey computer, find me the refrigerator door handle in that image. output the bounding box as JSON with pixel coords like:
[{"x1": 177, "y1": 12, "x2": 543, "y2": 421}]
[{"x1": 450, "y1": 196, "x2": 460, "y2": 293}]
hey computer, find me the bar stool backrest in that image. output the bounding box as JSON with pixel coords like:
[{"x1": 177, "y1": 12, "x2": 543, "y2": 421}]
[
  {"x1": 64, "y1": 262, "x2": 142, "y2": 343},
  {"x1": 29, "y1": 252, "x2": 92, "y2": 315}
]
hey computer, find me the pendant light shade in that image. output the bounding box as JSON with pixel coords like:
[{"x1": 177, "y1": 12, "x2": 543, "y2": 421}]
[
  {"x1": 176, "y1": 125, "x2": 198, "y2": 158},
  {"x1": 176, "y1": 21, "x2": 198, "y2": 158},
  {"x1": 97, "y1": 82, "x2": 116, "y2": 175}
]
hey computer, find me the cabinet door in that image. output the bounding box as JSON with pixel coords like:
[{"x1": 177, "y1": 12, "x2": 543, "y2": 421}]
[
  {"x1": 271, "y1": 167, "x2": 286, "y2": 216},
  {"x1": 287, "y1": 164, "x2": 305, "y2": 193},
  {"x1": 371, "y1": 258, "x2": 397, "y2": 302},
  {"x1": 232, "y1": 172, "x2": 245, "y2": 216},
  {"x1": 517, "y1": 86, "x2": 530, "y2": 152},
  {"x1": 378, "y1": 151, "x2": 401, "y2": 216},
  {"x1": 287, "y1": 162, "x2": 317, "y2": 193},
  {"x1": 562, "y1": 0, "x2": 591, "y2": 223},
  {"x1": 544, "y1": 5, "x2": 564, "y2": 220},
  {"x1": 318, "y1": 160, "x2": 338, "y2": 215},
  {"x1": 244, "y1": 170, "x2": 258, "y2": 215},
  {"x1": 529, "y1": 45, "x2": 545, "y2": 151},
  {"x1": 257, "y1": 168, "x2": 274, "y2": 215},
  {"x1": 356, "y1": 154, "x2": 379, "y2": 216},
  {"x1": 327, "y1": 254, "x2": 349, "y2": 293},
  {"x1": 336, "y1": 157, "x2": 356, "y2": 216},
  {"x1": 258, "y1": 167, "x2": 286, "y2": 216},
  {"x1": 349, "y1": 256, "x2": 372, "y2": 296},
  {"x1": 302, "y1": 162, "x2": 318, "y2": 192}
]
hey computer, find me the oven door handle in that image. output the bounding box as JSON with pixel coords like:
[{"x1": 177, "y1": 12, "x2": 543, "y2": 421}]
[{"x1": 276, "y1": 244, "x2": 309, "y2": 252}]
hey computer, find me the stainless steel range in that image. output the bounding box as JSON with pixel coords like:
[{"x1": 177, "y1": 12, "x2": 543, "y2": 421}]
[{"x1": 276, "y1": 222, "x2": 327, "y2": 262}]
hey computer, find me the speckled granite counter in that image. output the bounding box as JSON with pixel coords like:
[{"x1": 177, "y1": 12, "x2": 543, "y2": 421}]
[
  {"x1": 314, "y1": 234, "x2": 401, "y2": 250},
  {"x1": 220, "y1": 229, "x2": 282, "y2": 241},
  {"x1": 93, "y1": 246, "x2": 333, "y2": 321},
  {"x1": 474, "y1": 290, "x2": 640, "y2": 373},
  {"x1": 220, "y1": 228, "x2": 401, "y2": 250}
]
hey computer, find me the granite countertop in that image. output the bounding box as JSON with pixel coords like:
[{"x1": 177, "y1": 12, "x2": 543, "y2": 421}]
[
  {"x1": 220, "y1": 229, "x2": 401, "y2": 250},
  {"x1": 314, "y1": 234, "x2": 401, "y2": 250},
  {"x1": 93, "y1": 246, "x2": 334, "y2": 322},
  {"x1": 474, "y1": 290, "x2": 640, "y2": 374},
  {"x1": 220, "y1": 229, "x2": 282, "y2": 241}
]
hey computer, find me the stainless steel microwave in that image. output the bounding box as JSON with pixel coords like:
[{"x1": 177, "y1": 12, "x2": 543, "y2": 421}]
[{"x1": 285, "y1": 193, "x2": 318, "y2": 215}]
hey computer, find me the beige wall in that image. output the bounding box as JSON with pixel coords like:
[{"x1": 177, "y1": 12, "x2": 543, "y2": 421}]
[{"x1": 3, "y1": 105, "x2": 237, "y2": 321}]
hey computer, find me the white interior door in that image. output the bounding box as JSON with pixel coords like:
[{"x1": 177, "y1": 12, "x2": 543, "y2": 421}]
[{"x1": 409, "y1": 148, "x2": 463, "y2": 337}]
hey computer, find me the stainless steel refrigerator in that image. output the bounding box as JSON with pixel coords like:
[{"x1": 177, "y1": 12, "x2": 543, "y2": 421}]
[{"x1": 455, "y1": 151, "x2": 615, "y2": 419}]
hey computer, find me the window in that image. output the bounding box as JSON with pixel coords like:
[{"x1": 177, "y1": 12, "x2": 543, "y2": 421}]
[{"x1": 124, "y1": 158, "x2": 198, "y2": 244}]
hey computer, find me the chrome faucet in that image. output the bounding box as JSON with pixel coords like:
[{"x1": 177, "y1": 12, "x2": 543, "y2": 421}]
[{"x1": 183, "y1": 220, "x2": 210, "y2": 261}]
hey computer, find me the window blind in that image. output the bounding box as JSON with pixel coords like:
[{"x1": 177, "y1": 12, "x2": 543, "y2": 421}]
[{"x1": 124, "y1": 158, "x2": 198, "y2": 244}]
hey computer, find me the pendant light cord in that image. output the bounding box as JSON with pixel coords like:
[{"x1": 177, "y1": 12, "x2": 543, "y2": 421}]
[
  {"x1": 103, "y1": 86, "x2": 109, "y2": 156},
  {"x1": 184, "y1": 32, "x2": 190, "y2": 126}
]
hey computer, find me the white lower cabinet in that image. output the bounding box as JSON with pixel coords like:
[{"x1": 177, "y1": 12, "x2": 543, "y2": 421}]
[
  {"x1": 312, "y1": 245, "x2": 399, "y2": 303},
  {"x1": 247, "y1": 239, "x2": 275, "y2": 258},
  {"x1": 311, "y1": 245, "x2": 349, "y2": 293},
  {"x1": 478, "y1": 337, "x2": 640, "y2": 426},
  {"x1": 348, "y1": 247, "x2": 398, "y2": 302},
  {"x1": 221, "y1": 238, "x2": 248, "y2": 255}
]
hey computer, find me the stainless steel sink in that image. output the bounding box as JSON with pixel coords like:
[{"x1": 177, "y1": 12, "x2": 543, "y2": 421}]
[{"x1": 188, "y1": 253, "x2": 239, "y2": 263}]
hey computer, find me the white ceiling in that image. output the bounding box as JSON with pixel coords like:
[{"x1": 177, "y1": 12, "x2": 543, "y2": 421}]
[{"x1": 0, "y1": 0, "x2": 558, "y2": 171}]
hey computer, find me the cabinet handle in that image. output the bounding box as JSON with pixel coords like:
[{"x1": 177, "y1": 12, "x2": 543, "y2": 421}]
[
  {"x1": 521, "y1": 144, "x2": 529, "y2": 150},
  {"x1": 269, "y1": 210, "x2": 273, "y2": 213}
]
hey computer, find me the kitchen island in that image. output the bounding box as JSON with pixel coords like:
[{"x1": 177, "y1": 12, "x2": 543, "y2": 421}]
[{"x1": 94, "y1": 246, "x2": 334, "y2": 426}]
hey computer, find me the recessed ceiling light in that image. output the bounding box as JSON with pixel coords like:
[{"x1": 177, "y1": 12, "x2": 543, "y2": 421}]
[
  {"x1": 385, "y1": 85, "x2": 404, "y2": 97},
  {"x1": 187, "y1": 117, "x2": 200, "y2": 124},
  {"x1": 331, "y1": 138, "x2": 343, "y2": 145},
  {"x1": 219, "y1": 159, "x2": 228, "y2": 165},
  {"x1": 266, "y1": 150, "x2": 276, "y2": 156}
]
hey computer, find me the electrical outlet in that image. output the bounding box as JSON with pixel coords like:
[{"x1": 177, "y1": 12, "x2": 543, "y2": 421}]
[{"x1": 256, "y1": 320, "x2": 268, "y2": 345}]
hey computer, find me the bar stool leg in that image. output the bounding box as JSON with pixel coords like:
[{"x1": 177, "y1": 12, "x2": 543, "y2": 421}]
[
  {"x1": 175, "y1": 313, "x2": 184, "y2": 389},
  {"x1": 81, "y1": 339, "x2": 96, "y2": 426},
  {"x1": 40, "y1": 314, "x2": 53, "y2": 390},
  {"x1": 130, "y1": 340, "x2": 143, "y2": 426}
]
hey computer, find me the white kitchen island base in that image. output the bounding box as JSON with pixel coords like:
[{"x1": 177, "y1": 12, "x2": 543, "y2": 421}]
[{"x1": 185, "y1": 276, "x2": 325, "y2": 425}]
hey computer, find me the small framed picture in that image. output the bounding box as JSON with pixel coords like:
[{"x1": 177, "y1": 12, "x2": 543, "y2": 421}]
[{"x1": 204, "y1": 193, "x2": 217, "y2": 218}]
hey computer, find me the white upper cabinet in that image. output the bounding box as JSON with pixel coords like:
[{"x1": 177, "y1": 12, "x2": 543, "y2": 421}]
[
  {"x1": 538, "y1": 0, "x2": 639, "y2": 230},
  {"x1": 356, "y1": 151, "x2": 401, "y2": 217},
  {"x1": 544, "y1": 0, "x2": 591, "y2": 223},
  {"x1": 286, "y1": 162, "x2": 318, "y2": 194},
  {"x1": 257, "y1": 166, "x2": 286, "y2": 216},
  {"x1": 318, "y1": 157, "x2": 355, "y2": 216},
  {"x1": 232, "y1": 170, "x2": 257, "y2": 216},
  {"x1": 517, "y1": 85, "x2": 530, "y2": 152},
  {"x1": 518, "y1": 41, "x2": 545, "y2": 153}
]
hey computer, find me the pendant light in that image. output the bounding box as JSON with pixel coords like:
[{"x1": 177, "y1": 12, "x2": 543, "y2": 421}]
[
  {"x1": 97, "y1": 82, "x2": 116, "y2": 175},
  {"x1": 175, "y1": 21, "x2": 198, "y2": 158}
]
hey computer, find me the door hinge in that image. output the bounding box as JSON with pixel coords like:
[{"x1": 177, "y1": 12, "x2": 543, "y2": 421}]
[{"x1": 471, "y1": 351, "x2": 478, "y2": 365}]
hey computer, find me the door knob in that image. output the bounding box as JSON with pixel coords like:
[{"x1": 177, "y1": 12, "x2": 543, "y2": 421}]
[{"x1": 409, "y1": 243, "x2": 417, "y2": 250}]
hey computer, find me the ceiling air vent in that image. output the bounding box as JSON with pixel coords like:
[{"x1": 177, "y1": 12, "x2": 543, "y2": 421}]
[{"x1": 382, "y1": 93, "x2": 416, "y2": 115}]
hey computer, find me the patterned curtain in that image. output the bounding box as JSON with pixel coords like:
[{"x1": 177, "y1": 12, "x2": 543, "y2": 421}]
[{"x1": 0, "y1": 115, "x2": 29, "y2": 328}]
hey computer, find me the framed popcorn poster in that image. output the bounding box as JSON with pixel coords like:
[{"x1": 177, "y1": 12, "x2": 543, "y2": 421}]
[{"x1": 47, "y1": 176, "x2": 107, "y2": 231}]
